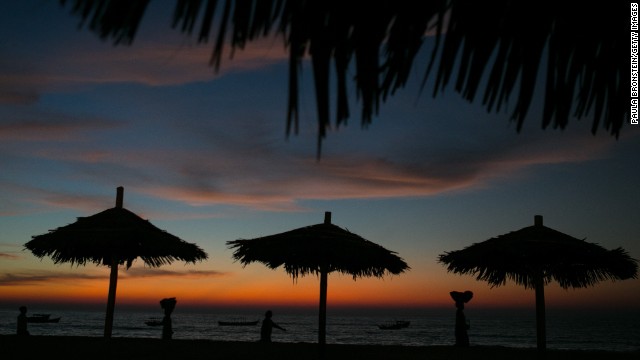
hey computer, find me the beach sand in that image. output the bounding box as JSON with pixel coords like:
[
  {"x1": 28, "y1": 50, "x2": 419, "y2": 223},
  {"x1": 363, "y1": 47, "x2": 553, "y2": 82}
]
[{"x1": 1, "y1": 335, "x2": 638, "y2": 360}]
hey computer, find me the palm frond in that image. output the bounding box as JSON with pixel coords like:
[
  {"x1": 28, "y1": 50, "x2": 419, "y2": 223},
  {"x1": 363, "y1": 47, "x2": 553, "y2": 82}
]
[{"x1": 57, "y1": 0, "x2": 627, "y2": 157}]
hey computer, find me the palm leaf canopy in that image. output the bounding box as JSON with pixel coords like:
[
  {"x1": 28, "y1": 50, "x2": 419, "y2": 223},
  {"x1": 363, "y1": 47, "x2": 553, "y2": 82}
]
[
  {"x1": 228, "y1": 211, "x2": 408, "y2": 354},
  {"x1": 438, "y1": 216, "x2": 638, "y2": 290},
  {"x1": 25, "y1": 202, "x2": 208, "y2": 269},
  {"x1": 24, "y1": 187, "x2": 207, "y2": 339},
  {"x1": 57, "y1": 0, "x2": 627, "y2": 156},
  {"x1": 227, "y1": 218, "x2": 409, "y2": 280}
]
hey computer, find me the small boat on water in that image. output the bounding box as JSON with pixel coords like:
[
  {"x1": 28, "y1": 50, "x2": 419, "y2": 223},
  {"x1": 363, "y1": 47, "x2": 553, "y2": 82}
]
[
  {"x1": 378, "y1": 320, "x2": 410, "y2": 330},
  {"x1": 144, "y1": 318, "x2": 164, "y2": 326},
  {"x1": 218, "y1": 320, "x2": 259, "y2": 326},
  {"x1": 27, "y1": 314, "x2": 61, "y2": 323}
]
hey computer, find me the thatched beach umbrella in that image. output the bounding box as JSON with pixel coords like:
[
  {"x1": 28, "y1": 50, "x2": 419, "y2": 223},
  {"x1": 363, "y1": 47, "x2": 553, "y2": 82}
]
[
  {"x1": 24, "y1": 187, "x2": 208, "y2": 338},
  {"x1": 438, "y1": 215, "x2": 638, "y2": 351},
  {"x1": 227, "y1": 211, "x2": 409, "y2": 356}
]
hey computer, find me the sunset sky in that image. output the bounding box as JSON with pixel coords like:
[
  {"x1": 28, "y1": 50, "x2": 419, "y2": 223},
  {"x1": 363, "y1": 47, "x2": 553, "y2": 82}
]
[{"x1": 1, "y1": 1, "x2": 639, "y2": 313}]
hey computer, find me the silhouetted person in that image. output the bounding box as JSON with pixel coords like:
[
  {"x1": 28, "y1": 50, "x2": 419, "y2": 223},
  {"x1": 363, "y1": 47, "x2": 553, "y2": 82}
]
[
  {"x1": 260, "y1": 310, "x2": 286, "y2": 342},
  {"x1": 450, "y1": 291, "x2": 473, "y2": 347},
  {"x1": 160, "y1": 297, "x2": 177, "y2": 340},
  {"x1": 17, "y1": 306, "x2": 29, "y2": 336}
]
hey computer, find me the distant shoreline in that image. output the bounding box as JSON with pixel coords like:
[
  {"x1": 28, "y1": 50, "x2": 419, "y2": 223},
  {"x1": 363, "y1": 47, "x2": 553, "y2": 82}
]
[{"x1": 1, "y1": 335, "x2": 638, "y2": 360}]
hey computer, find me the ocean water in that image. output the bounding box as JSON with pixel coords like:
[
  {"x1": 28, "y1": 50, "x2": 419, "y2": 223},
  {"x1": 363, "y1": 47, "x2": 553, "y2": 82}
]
[{"x1": 0, "y1": 307, "x2": 638, "y2": 352}]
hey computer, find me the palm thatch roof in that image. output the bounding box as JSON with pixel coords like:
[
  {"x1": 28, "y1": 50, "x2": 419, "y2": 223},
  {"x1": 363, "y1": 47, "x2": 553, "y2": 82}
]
[
  {"x1": 227, "y1": 211, "x2": 408, "y2": 356},
  {"x1": 26, "y1": 206, "x2": 208, "y2": 269},
  {"x1": 227, "y1": 215, "x2": 409, "y2": 278},
  {"x1": 24, "y1": 186, "x2": 207, "y2": 338},
  {"x1": 438, "y1": 216, "x2": 638, "y2": 289},
  {"x1": 57, "y1": 0, "x2": 627, "y2": 156},
  {"x1": 438, "y1": 215, "x2": 638, "y2": 351}
]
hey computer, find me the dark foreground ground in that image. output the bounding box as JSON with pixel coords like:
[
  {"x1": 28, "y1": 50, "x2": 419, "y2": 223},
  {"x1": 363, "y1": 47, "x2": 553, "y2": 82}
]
[{"x1": 1, "y1": 335, "x2": 638, "y2": 360}]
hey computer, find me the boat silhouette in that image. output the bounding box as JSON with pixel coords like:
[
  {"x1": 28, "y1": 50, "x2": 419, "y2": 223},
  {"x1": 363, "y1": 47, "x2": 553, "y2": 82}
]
[
  {"x1": 27, "y1": 314, "x2": 61, "y2": 323},
  {"x1": 218, "y1": 319, "x2": 259, "y2": 326},
  {"x1": 377, "y1": 320, "x2": 410, "y2": 330}
]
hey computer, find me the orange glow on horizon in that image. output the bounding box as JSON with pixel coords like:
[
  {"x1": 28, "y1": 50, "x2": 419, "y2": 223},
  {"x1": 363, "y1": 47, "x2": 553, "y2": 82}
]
[{"x1": 3, "y1": 267, "x2": 639, "y2": 311}]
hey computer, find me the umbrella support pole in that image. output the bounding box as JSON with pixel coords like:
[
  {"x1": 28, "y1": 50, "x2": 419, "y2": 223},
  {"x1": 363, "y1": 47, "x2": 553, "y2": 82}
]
[
  {"x1": 535, "y1": 276, "x2": 546, "y2": 351},
  {"x1": 318, "y1": 269, "x2": 327, "y2": 358},
  {"x1": 104, "y1": 259, "x2": 119, "y2": 338}
]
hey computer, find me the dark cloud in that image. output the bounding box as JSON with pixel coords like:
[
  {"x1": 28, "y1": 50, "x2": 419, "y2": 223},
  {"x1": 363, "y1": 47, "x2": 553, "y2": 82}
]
[
  {"x1": 0, "y1": 91, "x2": 39, "y2": 105},
  {"x1": 122, "y1": 268, "x2": 227, "y2": 278},
  {"x1": 0, "y1": 114, "x2": 123, "y2": 142},
  {"x1": 0, "y1": 252, "x2": 20, "y2": 260},
  {"x1": 0, "y1": 268, "x2": 226, "y2": 286},
  {"x1": 0, "y1": 271, "x2": 103, "y2": 286}
]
